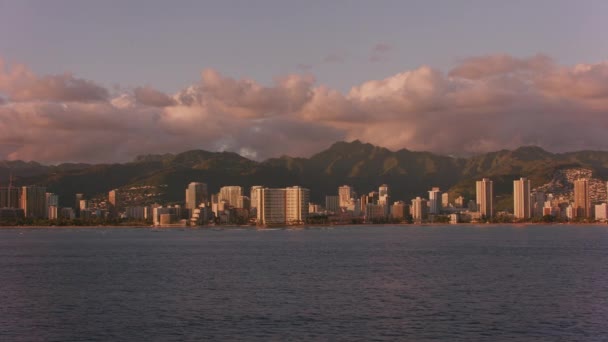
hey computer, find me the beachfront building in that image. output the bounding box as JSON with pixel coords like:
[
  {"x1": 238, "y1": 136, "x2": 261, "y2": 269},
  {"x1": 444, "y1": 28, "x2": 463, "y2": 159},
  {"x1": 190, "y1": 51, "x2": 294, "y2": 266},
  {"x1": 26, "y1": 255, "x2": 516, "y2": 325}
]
[
  {"x1": 513, "y1": 178, "x2": 531, "y2": 219},
  {"x1": 256, "y1": 186, "x2": 310, "y2": 226},
  {"x1": 574, "y1": 179, "x2": 591, "y2": 219},
  {"x1": 476, "y1": 178, "x2": 493, "y2": 219},
  {"x1": 185, "y1": 182, "x2": 208, "y2": 210}
]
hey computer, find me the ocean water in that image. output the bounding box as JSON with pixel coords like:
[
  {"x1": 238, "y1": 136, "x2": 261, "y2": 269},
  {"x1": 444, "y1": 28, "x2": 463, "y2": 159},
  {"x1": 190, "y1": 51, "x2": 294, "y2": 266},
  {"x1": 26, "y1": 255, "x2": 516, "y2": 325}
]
[{"x1": 1, "y1": 225, "x2": 608, "y2": 341}]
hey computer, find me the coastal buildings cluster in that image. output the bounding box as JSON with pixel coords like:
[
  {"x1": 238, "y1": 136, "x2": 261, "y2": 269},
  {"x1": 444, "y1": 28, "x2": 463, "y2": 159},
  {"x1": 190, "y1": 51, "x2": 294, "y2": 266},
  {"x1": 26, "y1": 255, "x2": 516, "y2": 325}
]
[{"x1": 1, "y1": 175, "x2": 608, "y2": 226}]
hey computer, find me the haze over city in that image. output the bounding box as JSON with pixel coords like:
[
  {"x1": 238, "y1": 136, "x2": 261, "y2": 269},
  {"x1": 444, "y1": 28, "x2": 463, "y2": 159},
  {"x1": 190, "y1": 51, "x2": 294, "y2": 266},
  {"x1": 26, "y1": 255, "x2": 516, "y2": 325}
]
[{"x1": 1, "y1": 0, "x2": 608, "y2": 164}]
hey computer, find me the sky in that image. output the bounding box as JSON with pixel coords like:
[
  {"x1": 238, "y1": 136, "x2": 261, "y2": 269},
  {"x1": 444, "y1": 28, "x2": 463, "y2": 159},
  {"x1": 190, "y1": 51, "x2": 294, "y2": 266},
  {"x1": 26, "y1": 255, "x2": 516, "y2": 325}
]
[{"x1": 1, "y1": 0, "x2": 608, "y2": 163}]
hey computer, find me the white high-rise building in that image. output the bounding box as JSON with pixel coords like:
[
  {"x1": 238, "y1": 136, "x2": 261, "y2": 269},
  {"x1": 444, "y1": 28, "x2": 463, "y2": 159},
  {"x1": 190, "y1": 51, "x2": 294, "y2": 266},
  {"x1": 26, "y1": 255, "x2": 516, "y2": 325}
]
[
  {"x1": 185, "y1": 182, "x2": 208, "y2": 210},
  {"x1": 428, "y1": 187, "x2": 441, "y2": 214},
  {"x1": 256, "y1": 186, "x2": 310, "y2": 226},
  {"x1": 595, "y1": 203, "x2": 608, "y2": 222},
  {"x1": 411, "y1": 197, "x2": 427, "y2": 222},
  {"x1": 219, "y1": 186, "x2": 243, "y2": 208},
  {"x1": 250, "y1": 186, "x2": 263, "y2": 209},
  {"x1": 513, "y1": 178, "x2": 531, "y2": 219},
  {"x1": 476, "y1": 178, "x2": 493, "y2": 219},
  {"x1": 378, "y1": 184, "x2": 389, "y2": 205},
  {"x1": 286, "y1": 186, "x2": 310, "y2": 224}
]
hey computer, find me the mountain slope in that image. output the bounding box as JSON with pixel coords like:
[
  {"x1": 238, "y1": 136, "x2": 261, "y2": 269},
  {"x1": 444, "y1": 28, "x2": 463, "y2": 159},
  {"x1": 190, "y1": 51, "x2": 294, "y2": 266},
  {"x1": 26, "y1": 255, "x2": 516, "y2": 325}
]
[{"x1": 6, "y1": 141, "x2": 608, "y2": 208}]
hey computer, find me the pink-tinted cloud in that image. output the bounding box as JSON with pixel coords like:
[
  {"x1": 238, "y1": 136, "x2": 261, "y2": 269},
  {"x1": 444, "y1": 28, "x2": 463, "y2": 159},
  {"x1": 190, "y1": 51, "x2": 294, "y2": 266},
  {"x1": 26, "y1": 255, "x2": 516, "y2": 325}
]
[
  {"x1": 1, "y1": 53, "x2": 608, "y2": 163},
  {"x1": 134, "y1": 86, "x2": 177, "y2": 107},
  {"x1": 0, "y1": 58, "x2": 108, "y2": 102},
  {"x1": 449, "y1": 53, "x2": 553, "y2": 79}
]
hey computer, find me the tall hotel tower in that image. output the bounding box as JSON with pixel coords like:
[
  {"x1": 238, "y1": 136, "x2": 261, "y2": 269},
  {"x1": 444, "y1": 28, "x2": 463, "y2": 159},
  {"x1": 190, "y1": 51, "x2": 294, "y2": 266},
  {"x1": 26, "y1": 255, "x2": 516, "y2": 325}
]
[
  {"x1": 338, "y1": 185, "x2": 354, "y2": 208},
  {"x1": 513, "y1": 177, "x2": 531, "y2": 219},
  {"x1": 476, "y1": 178, "x2": 494, "y2": 218},
  {"x1": 428, "y1": 187, "x2": 441, "y2": 214},
  {"x1": 20, "y1": 186, "x2": 47, "y2": 218},
  {"x1": 256, "y1": 186, "x2": 310, "y2": 226},
  {"x1": 185, "y1": 182, "x2": 208, "y2": 210},
  {"x1": 574, "y1": 179, "x2": 591, "y2": 218}
]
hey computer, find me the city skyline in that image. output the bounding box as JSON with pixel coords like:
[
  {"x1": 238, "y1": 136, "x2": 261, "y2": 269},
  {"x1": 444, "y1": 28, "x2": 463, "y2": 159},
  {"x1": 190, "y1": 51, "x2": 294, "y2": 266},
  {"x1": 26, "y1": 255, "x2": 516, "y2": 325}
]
[
  {"x1": 3, "y1": 3, "x2": 607, "y2": 340},
  {"x1": 1, "y1": 2, "x2": 608, "y2": 163},
  {"x1": 3, "y1": 172, "x2": 607, "y2": 226}
]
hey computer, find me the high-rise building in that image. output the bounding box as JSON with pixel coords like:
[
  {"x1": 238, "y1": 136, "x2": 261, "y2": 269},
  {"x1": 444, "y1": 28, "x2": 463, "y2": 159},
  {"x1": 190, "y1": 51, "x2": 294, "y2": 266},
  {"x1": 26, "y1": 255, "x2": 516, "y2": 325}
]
[
  {"x1": 365, "y1": 191, "x2": 377, "y2": 205},
  {"x1": 531, "y1": 191, "x2": 545, "y2": 217},
  {"x1": 338, "y1": 185, "x2": 354, "y2": 208},
  {"x1": 574, "y1": 179, "x2": 591, "y2": 218},
  {"x1": 285, "y1": 186, "x2": 310, "y2": 224},
  {"x1": 309, "y1": 203, "x2": 320, "y2": 214},
  {"x1": 108, "y1": 189, "x2": 119, "y2": 214},
  {"x1": 257, "y1": 187, "x2": 310, "y2": 226},
  {"x1": 48, "y1": 206, "x2": 59, "y2": 220},
  {"x1": 359, "y1": 194, "x2": 369, "y2": 214},
  {"x1": 411, "y1": 197, "x2": 427, "y2": 222},
  {"x1": 391, "y1": 201, "x2": 408, "y2": 221},
  {"x1": 60, "y1": 207, "x2": 75, "y2": 220},
  {"x1": 185, "y1": 182, "x2": 208, "y2": 210},
  {"x1": 441, "y1": 192, "x2": 449, "y2": 208},
  {"x1": 513, "y1": 177, "x2": 531, "y2": 219},
  {"x1": 476, "y1": 178, "x2": 493, "y2": 218},
  {"x1": 219, "y1": 186, "x2": 243, "y2": 208},
  {"x1": 325, "y1": 195, "x2": 339, "y2": 213},
  {"x1": 378, "y1": 185, "x2": 388, "y2": 196},
  {"x1": 365, "y1": 203, "x2": 387, "y2": 221},
  {"x1": 0, "y1": 174, "x2": 19, "y2": 208},
  {"x1": 257, "y1": 188, "x2": 286, "y2": 226},
  {"x1": 46, "y1": 192, "x2": 59, "y2": 207},
  {"x1": 79, "y1": 199, "x2": 88, "y2": 211},
  {"x1": 428, "y1": 187, "x2": 441, "y2": 214},
  {"x1": 378, "y1": 184, "x2": 389, "y2": 205},
  {"x1": 250, "y1": 186, "x2": 263, "y2": 209},
  {"x1": 237, "y1": 196, "x2": 250, "y2": 210},
  {"x1": 595, "y1": 203, "x2": 608, "y2": 222},
  {"x1": 45, "y1": 192, "x2": 59, "y2": 220},
  {"x1": 0, "y1": 186, "x2": 20, "y2": 208},
  {"x1": 75, "y1": 193, "x2": 84, "y2": 216},
  {"x1": 455, "y1": 196, "x2": 465, "y2": 208},
  {"x1": 20, "y1": 186, "x2": 47, "y2": 219}
]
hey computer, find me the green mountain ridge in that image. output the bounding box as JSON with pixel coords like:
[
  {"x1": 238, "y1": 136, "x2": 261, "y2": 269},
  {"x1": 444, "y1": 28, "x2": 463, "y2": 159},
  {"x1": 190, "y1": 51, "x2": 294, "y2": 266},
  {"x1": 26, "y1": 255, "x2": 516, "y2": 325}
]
[{"x1": 3, "y1": 141, "x2": 608, "y2": 209}]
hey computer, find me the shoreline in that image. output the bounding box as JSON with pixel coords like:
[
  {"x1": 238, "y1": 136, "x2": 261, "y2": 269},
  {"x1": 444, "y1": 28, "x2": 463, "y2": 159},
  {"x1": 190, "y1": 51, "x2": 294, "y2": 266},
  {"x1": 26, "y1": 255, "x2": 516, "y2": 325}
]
[{"x1": 1, "y1": 222, "x2": 608, "y2": 229}]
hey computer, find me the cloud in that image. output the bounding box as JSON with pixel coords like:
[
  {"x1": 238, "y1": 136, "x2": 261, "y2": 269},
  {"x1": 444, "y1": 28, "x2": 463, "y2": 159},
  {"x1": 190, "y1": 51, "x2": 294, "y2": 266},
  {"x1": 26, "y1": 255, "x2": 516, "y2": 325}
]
[
  {"x1": 1, "y1": 53, "x2": 608, "y2": 163},
  {"x1": 178, "y1": 69, "x2": 315, "y2": 119},
  {"x1": 448, "y1": 53, "x2": 554, "y2": 79},
  {"x1": 134, "y1": 86, "x2": 177, "y2": 107},
  {"x1": 369, "y1": 43, "x2": 392, "y2": 63},
  {"x1": 0, "y1": 58, "x2": 109, "y2": 102}
]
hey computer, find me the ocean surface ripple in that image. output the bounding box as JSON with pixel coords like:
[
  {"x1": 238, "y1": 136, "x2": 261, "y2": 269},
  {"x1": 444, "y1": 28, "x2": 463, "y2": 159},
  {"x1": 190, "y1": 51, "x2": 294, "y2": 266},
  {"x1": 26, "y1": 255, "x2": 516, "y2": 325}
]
[{"x1": 1, "y1": 225, "x2": 607, "y2": 341}]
